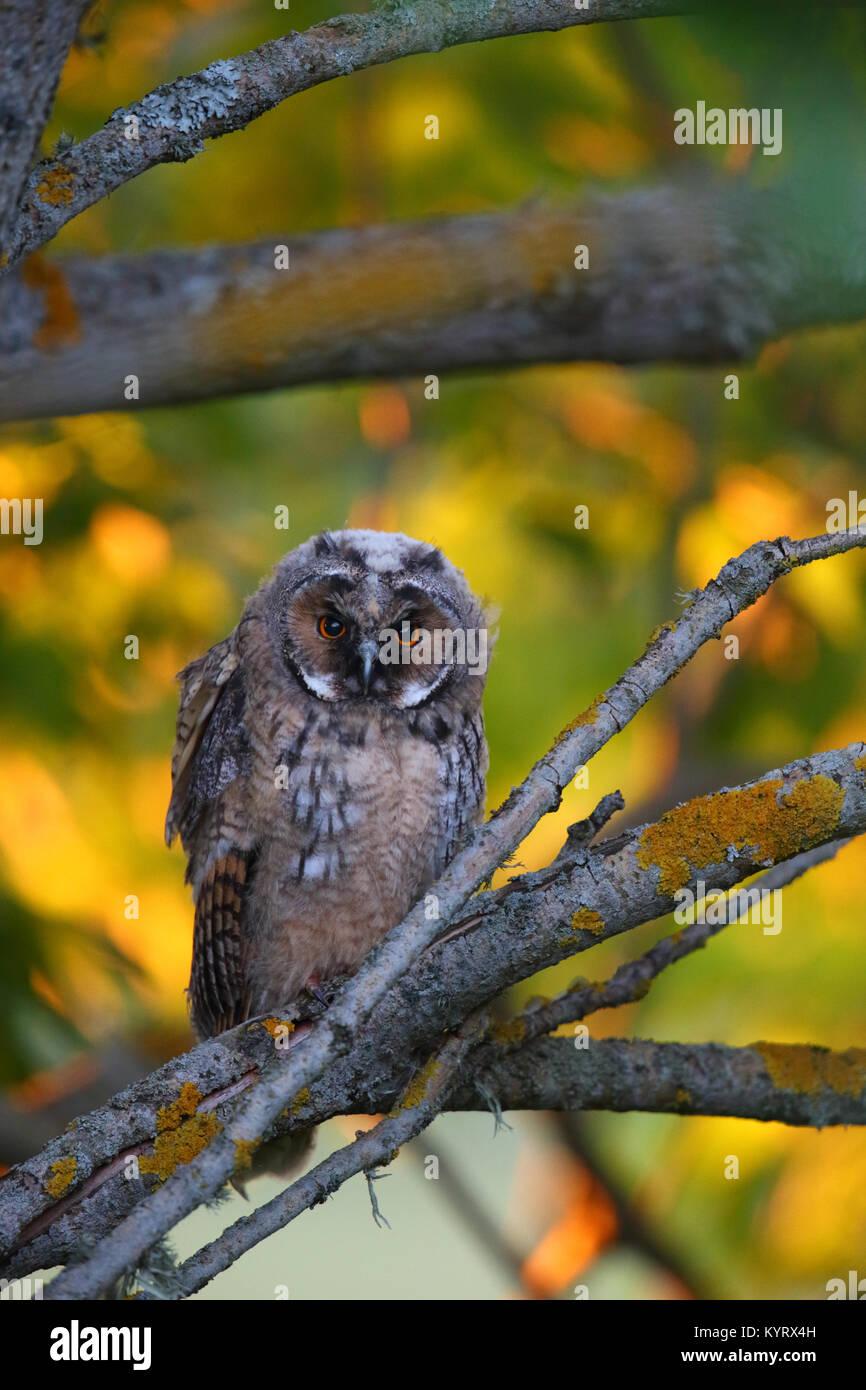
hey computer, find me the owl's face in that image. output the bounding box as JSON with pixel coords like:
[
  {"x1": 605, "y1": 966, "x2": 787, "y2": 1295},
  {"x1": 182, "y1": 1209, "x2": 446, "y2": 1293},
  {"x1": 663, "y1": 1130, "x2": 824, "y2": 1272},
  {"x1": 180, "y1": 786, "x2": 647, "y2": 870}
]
[{"x1": 263, "y1": 529, "x2": 488, "y2": 709}]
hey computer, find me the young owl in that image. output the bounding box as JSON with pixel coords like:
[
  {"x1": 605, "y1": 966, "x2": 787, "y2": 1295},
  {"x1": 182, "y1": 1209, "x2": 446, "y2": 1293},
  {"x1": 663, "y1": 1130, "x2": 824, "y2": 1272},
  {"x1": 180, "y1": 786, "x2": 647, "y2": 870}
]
[{"x1": 166, "y1": 528, "x2": 491, "y2": 1041}]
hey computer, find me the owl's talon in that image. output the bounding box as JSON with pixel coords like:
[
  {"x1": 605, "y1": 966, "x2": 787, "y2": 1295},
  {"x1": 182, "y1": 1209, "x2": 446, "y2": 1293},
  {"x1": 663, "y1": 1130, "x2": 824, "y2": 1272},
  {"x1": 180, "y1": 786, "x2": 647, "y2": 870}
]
[{"x1": 304, "y1": 974, "x2": 329, "y2": 1008}]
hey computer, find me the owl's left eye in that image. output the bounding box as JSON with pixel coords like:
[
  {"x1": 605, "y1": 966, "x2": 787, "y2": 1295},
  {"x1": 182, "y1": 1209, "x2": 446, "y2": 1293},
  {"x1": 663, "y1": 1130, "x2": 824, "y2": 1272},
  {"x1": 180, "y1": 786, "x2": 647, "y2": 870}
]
[{"x1": 318, "y1": 614, "x2": 346, "y2": 640}]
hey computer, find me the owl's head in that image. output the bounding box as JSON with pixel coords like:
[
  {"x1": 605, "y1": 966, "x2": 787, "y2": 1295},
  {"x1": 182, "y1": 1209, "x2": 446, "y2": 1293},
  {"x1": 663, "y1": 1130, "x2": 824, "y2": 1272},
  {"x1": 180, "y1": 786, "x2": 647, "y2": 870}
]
[{"x1": 261, "y1": 529, "x2": 491, "y2": 710}]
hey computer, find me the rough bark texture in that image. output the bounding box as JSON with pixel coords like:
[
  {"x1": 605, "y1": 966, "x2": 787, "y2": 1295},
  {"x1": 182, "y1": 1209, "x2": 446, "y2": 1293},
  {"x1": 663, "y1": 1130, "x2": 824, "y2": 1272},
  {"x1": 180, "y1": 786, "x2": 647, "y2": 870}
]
[
  {"x1": 0, "y1": 1, "x2": 92, "y2": 248},
  {"x1": 3, "y1": 181, "x2": 866, "y2": 422}
]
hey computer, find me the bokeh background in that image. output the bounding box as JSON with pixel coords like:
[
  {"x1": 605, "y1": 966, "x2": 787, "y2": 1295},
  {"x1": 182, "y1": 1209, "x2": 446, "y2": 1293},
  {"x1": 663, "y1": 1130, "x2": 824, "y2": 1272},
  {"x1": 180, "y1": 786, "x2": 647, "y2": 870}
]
[{"x1": 1, "y1": 0, "x2": 865, "y2": 1299}]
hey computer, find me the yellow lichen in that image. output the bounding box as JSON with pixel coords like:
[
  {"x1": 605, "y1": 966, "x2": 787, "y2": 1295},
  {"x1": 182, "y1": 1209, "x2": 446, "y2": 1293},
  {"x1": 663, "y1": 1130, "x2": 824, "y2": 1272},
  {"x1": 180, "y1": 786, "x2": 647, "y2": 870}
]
[
  {"x1": 137, "y1": 1081, "x2": 220, "y2": 1183},
  {"x1": 45, "y1": 1155, "x2": 77, "y2": 1198},
  {"x1": 255, "y1": 1017, "x2": 295, "y2": 1039},
  {"x1": 490, "y1": 1017, "x2": 527, "y2": 1046},
  {"x1": 636, "y1": 774, "x2": 844, "y2": 894},
  {"x1": 139, "y1": 1112, "x2": 221, "y2": 1182},
  {"x1": 290, "y1": 1086, "x2": 311, "y2": 1116},
  {"x1": 557, "y1": 694, "x2": 605, "y2": 741},
  {"x1": 754, "y1": 1043, "x2": 866, "y2": 1099},
  {"x1": 21, "y1": 254, "x2": 81, "y2": 348},
  {"x1": 646, "y1": 620, "x2": 677, "y2": 647},
  {"x1": 563, "y1": 906, "x2": 605, "y2": 943},
  {"x1": 233, "y1": 1138, "x2": 261, "y2": 1175},
  {"x1": 855, "y1": 755, "x2": 866, "y2": 774},
  {"x1": 675, "y1": 1087, "x2": 692, "y2": 1107},
  {"x1": 392, "y1": 1056, "x2": 440, "y2": 1115},
  {"x1": 36, "y1": 165, "x2": 74, "y2": 206},
  {"x1": 155, "y1": 1081, "x2": 203, "y2": 1133}
]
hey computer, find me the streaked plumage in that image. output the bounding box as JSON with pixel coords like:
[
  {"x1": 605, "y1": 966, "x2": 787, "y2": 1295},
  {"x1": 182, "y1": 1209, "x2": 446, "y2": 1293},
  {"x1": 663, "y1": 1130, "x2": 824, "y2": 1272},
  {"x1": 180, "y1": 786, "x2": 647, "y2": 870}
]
[{"x1": 167, "y1": 528, "x2": 491, "y2": 1041}]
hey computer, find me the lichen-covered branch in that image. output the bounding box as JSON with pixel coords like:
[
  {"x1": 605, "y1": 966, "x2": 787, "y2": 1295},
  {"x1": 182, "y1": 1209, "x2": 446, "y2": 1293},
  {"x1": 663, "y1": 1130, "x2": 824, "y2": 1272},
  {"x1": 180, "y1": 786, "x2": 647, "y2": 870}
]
[
  {"x1": 4, "y1": 179, "x2": 866, "y2": 422},
  {"x1": 0, "y1": 1, "x2": 93, "y2": 249},
  {"x1": 173, "y1": 1007, "x2": 492, "y2": 1299},
  {"x1": 7, "y1": 1032, "x2": 865, "y2": 1286},
  {"x1": 167, "y1": 842, "x2": 851, "y2": 1296},
  {"x1": 3, "y1": 530, "x2": 863, "y2": 1293},
  {"x1": 6, "y1": 743, "x2": 863, "y2": 1284},
  {"x1": 177, "y1": 1035, "x2": 866, "y2": 1297},
  {"x1": 455, "y1": 1037, "x2": 866, "y2": 1128},
  {"x1": 1, "y1": 0, "x2": 686, "y2": 274},
  {"x1": 490, "y1": 838, "x2": 849, "y2": 1048}
]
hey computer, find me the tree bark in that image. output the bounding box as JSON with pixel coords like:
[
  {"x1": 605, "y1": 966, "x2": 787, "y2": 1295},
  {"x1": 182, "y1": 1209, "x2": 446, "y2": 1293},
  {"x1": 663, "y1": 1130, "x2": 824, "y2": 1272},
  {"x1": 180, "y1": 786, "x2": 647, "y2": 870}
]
[{"x1": 3, "y1": 181, "x2": 865, "y2": 422}]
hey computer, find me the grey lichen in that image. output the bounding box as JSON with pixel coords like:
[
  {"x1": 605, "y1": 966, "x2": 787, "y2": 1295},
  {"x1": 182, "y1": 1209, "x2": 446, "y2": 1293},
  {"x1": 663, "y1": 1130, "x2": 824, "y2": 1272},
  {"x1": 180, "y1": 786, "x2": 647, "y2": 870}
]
[{"x1": 128, "y1": 59, "x2": 242, "y2": 135}]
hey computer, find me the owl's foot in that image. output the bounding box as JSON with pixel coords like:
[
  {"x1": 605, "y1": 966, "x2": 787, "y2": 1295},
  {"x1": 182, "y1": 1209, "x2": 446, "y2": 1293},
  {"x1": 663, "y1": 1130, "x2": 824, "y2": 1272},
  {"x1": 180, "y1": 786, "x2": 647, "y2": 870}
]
[{"x1": 304, "y1": 973, "x2": 329, "y2": 1008}]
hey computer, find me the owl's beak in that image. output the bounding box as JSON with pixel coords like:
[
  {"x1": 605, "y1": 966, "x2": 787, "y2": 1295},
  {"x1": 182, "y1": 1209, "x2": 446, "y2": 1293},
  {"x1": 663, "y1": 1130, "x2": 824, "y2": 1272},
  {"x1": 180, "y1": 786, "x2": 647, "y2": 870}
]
[{"x1": 358, "y1": 638, "x2": 378, "y2": 693}]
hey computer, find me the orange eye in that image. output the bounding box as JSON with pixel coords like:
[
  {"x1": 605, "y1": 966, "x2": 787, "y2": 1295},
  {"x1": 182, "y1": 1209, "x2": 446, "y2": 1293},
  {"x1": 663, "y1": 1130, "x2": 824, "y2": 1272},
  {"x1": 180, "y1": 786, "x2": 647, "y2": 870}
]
[
  {"x1": 318, "y1": 614, "x2": 346, "y2": 640},
  {"x1": 398, "y1": 619, "x2": 422, "y2": 647}
]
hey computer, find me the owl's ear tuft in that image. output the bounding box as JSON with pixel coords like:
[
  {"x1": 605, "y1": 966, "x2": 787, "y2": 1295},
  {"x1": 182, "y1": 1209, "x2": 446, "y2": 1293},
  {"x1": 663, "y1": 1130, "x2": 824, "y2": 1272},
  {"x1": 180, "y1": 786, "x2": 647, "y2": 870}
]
[
  {"x1": 312, "y1": 531, "x2": 337, "y2": 559},
  {"x1": 409, "y1": 546, "x2": 446, "y2": 576},
  {"x1": 481, "y1": 601, "x2": 501, "y2": 659}
]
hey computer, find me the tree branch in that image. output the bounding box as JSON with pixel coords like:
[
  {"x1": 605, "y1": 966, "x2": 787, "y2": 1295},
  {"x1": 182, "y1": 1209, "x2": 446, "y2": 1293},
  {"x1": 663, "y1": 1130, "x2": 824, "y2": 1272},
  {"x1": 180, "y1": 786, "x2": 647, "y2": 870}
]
[
  {"x1": 4, "y1": 179, "x2": 866, "y2": 422},
  {"x1": 0, "y1": 1, "x2": 93, "y2": 251},
  {"x1": 170, "y1": 841, "x2": 854, "y2": 1297},
  {"x1": 174, "y1": 1033, "x2": 866, "y2": 1298},
  {"x1": 1, "y1": 0, "x2": 687, "y2": 274},
  {"x1": 6, "y1": 744, "x2": 863, "y2": 1283},
  {"x1": 458, "y1": 1037, "x2": 866, "y2": 1126},
  {"x1": 172, "y1": 1006, "x2": 493, "y2": 1299}
]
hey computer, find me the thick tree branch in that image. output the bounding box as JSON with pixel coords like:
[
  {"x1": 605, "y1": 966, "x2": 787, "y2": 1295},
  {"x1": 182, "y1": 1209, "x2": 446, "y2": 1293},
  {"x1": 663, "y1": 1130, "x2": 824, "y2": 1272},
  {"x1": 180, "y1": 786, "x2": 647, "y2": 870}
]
[
  {"x1": 1, "y1": 0, "x2": 687, "y2": 273},
  {"x1": 170, "y1": 841, "x2": 852, "y2": 1296},
  {"x1": 0, "y1": 1, "x2": 93, "y2": 250},
  {"x1": 175, "y1": 1033, "x2": 866, "y2": 1298},
  {"x1": 4, "y1": 180, "x2": 866, "y2": 422},
  {"x1": 173, "y1": 1006, "x2": 493, "y2": 1299},
  {"x1": 7, "y1": 1033, "x2": 865, "y2": 1287},
  {"x1": 457, "y1": 1037, "x2": 866, "y2": 1126}
]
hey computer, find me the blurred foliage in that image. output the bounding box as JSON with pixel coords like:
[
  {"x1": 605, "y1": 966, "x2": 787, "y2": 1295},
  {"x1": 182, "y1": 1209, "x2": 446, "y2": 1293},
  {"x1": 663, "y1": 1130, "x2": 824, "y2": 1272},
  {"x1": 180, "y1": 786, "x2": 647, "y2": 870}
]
[{"x1": 1, "y1": 0, "x2": 865, "y2": 1299}]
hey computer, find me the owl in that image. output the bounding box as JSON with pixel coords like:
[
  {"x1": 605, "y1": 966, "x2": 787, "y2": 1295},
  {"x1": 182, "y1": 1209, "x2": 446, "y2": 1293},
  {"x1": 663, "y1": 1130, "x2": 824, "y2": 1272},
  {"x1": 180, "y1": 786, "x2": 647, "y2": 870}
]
[{"x1": 166, "y1": 529, "x2": 491, "y2": 1042}]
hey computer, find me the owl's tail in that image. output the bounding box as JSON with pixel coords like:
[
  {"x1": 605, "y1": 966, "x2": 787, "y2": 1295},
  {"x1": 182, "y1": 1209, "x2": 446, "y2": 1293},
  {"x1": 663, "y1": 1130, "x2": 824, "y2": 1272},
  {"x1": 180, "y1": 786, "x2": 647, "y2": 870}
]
[{"x1": 230, "y1": 1128, "x2": 317, "y2": 1199}]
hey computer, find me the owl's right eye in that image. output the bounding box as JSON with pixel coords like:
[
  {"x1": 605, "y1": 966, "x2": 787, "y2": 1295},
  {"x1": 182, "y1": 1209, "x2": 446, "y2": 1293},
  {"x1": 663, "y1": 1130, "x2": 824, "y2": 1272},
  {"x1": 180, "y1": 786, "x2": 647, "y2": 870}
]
[{"x1": 318, "y1": 614, "x2": 346, "y2": 640}]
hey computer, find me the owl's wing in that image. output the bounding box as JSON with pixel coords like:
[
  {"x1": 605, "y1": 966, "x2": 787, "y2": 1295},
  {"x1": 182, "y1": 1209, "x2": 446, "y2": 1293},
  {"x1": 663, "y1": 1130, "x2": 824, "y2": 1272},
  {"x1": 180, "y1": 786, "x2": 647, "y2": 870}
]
[
  {"x1": 166, "y1": 635, "x2": 257, "y2": 1037},
  {"x1": 431, "y1": 711, "x2": 489, "y2": 877}
]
